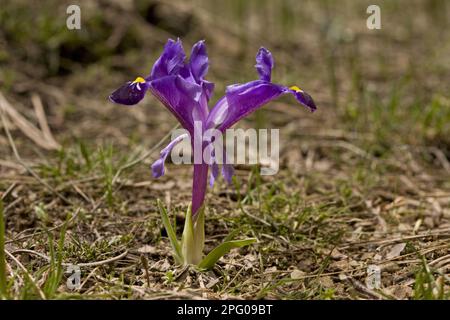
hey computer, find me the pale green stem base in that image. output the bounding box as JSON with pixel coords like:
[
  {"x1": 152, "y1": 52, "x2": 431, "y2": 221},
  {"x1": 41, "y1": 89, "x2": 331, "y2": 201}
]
[{"x1": 157, "y1": 199, "x2": 256, "y2": 270}]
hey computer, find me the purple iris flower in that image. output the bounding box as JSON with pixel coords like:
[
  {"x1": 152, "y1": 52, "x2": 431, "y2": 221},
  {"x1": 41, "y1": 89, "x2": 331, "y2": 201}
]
[{"x1": 109, "y1": 39, "x2": 316, "y2": 216}]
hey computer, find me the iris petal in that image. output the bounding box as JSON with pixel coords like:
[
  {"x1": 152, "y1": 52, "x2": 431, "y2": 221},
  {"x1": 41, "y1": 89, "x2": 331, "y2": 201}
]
[
  {"x1": 208, "y1": 80, "x2": 285, "y2": 131},
  {"x1": 289, "y1": 87, "x2": 317, "y2": 112},
  {"x1": 149, "y1": 75, "x2": 203, "y2": 132},
  {"x1": 255, "y1": 47, "x2": 274, "y2": 82},
  {"x1": 189, "y1": 40, "x2": 209, "y2": 83},
  {"x1": 149, "y1": 39, "x2": 186, "y2": 80},
  {"x1": 207, "y1": 81, "x2": 316, "y2": 131},
  {"x1": 207, "y1": 46, "x2": 316, "y2": 131},
  {"x1": 189, "y1": 41, "x2": 215, "y2": 102},
  {"x1": 222, "y1": 163, "x2": 234, "y2": 184},
  {"x1": 202, "y1": 80, "x2": 215, "y2": 101},
  {"x1": 151, "y1": 133, "x2": 189, "y2": 178},
  {"x1": 208, "y1": 146, "x2": 234, "y2": 186},
  {"x1": 109, "y1": 80, "x2": 150, "y2": 106},
  {"x1": 222, "y1": 147, "x2": 234, "y2": 184},
  {"x1": 209, "y1": 160, "x2": 219, "y2": 187}
]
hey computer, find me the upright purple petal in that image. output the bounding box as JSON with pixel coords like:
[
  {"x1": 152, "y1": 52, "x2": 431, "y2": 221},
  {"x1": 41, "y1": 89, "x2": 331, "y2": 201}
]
[
  {"x1": 151, "y1": 133, "x2": 189, "y2": 178},
  {"x1": 202, "y1": 80, "x2": 215, "y2": 101},
  {"x1": 194, "y1": 91, "x2": 210, "y2": 124},
  {"x1": 189, "y1": 41, "x2": 215, "y2": 103},
  {"x1": 189, "y1": 40, "x2": 209, "y2": 83},
  {"x1": 109, "y1": 77, "x2": 150, "y2": 105},
  {"x1": 255, "y1": 47, "x2": 274, "y2": 82},
  {"x1": 149, "y1": 39, "x2": 186, "y2": 80},
  {"x1": 149, "y1": 75, "x2": 203, "y2": 133}
]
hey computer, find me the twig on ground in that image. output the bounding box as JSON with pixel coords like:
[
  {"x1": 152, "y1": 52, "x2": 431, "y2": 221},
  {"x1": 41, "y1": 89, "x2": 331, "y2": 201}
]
[
  {"x1": 5, "y1": 208, "x2": 80, "y2": 244},
  {"x1": 111, "y1": 124, "x2": 179, "y2": 185},
  {"x1": 339, "y1": 228, "x2": 450, "y2": 249},
  {"x1": 10, "y1": 249, "x2": 129, "y2": 268},
  {"x1": 0, "y1": 92, "x2": 59, "y2": 150},
  {"x1": 4, "y1": 249, "x2": 46, "y2": 299},
  {"x1": 31, "y1": 93, "x2": 60, "y2": 149},
  {"x1": 1, "y1": 109, "x2": 72, "y2": 205},
  {"x1": 346, "y1": 277, "x2": 391, "y2": 300}
]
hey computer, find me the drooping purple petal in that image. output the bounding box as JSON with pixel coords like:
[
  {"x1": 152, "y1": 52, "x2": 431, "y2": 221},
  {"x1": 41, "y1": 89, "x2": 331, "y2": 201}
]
[
  {"x1": 205, "y1": 141, "x2": 234, "y2": 187},
  {"x1": 109, "y1": 77, "x2": 150, "y2": 105},
  {"x1": 210, "y1": 160, "x2": 219, "y2": 187},
  {"x1": 151, "y1": 133, "x2": 189, "y2": 178},
  {"x1": 149, "y1": 39, "x2": 186, "y2": 80},
  {"x1": 222, "y1": 163, "x2": 234, "y2": 184},
  {"x1": 207, "y1": 80, "x2": 285, "y2": 131},
  {"x1": 222, "y1": 148, "x2": 234, "y2": 184},
  {"x1": 207, "y1": 81, "x2": 316, "y2": 131},
  {"x1": 206, "y1": 46, "x2": 316, "y2": 130},
  {"x1": 148, "y1": 75, "x2": 203, "y2": 133},
  {"x1": 289, "y1": 86, "x2": 317, "y2": 112},
  {"x1": 255, "y1": 47, "x2": 273, "y2": 82}
]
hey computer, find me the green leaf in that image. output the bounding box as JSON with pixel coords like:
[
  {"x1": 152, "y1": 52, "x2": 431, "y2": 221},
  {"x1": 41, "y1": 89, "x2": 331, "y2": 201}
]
[
  {"x1": 198, "y1": 238, "x2": 257, "y2": 270},
  {"x1": 181, "y1": 203, "x2": 195, "y2": 264},
  {"x1": 192, "y1": 206, "x2": 205, "y2": 262},
  {"x1": 222, "y1": 227, "x2": 241, "y2": 243},
  {"x1": 181, "y1": 204, "x2": 204, "y2": 265},
  {"x1": 157, "y1": 199, "x2": 183, "y2": 264}
]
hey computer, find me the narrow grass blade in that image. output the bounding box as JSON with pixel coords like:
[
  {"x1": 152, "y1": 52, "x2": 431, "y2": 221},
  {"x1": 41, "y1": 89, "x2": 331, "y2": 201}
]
[
  {"x1": 0, "y1": 200, "x2": 7, "y2": 298},
  {"x1": 222, "y1": 227, "x2": 241, "y2": 243},
  {"x1": 157, "y1": 199, "x2": 183, "y2": 264},
  {"x1": 43, "y1": 213, "x2": 70, "y2": 298},
  {"x1": 198, "y1": 238, "x2": 257, "y2": 270}
]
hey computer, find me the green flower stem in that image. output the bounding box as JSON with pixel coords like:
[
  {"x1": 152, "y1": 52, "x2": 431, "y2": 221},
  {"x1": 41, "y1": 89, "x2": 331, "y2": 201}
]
[{"x1": 158, "y1": 200, "x2": 256, "y2": 269}]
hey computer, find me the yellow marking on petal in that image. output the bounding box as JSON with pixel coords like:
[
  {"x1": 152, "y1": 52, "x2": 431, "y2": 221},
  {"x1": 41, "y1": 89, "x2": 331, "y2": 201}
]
[
  {"x1": 289, "y1": 85, "x2": 303, "y2": 92},
  {"x1": 132, "y1": 76, "x2": 146, "y2": 84}
]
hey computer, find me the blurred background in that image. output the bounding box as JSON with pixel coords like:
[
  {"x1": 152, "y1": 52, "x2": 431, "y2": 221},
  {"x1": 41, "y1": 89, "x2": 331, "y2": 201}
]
[
  {"x1": 0, "y1": 0, "x2": 449, "y2": 299},
  {"x1": 1, "y1": 0, "x2": 448, "y2": 150}
]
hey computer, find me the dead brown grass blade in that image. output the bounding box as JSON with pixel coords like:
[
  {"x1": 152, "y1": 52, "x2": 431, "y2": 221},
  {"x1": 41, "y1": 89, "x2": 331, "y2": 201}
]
[{"x1": 0, "y1": 92, "x2": 59, "y2": 150}]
